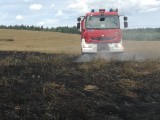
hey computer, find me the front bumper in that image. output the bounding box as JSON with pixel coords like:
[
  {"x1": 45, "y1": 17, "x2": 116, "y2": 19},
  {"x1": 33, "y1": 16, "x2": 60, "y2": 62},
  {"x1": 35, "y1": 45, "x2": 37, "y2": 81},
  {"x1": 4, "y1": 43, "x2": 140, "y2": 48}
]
[{"x1": 81, "y1": 39, "x2": 124, "y2": 53}]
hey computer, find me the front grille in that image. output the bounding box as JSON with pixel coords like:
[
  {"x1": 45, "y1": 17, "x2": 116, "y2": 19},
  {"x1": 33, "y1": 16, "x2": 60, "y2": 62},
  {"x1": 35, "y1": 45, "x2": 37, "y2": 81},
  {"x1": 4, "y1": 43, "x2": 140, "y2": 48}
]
[
  {"x1": 91, "y1": 37, "x2": 114, "y2": 41},
  {"x1": 97, "y1": 43, "x2": 109, "y2": 51}
]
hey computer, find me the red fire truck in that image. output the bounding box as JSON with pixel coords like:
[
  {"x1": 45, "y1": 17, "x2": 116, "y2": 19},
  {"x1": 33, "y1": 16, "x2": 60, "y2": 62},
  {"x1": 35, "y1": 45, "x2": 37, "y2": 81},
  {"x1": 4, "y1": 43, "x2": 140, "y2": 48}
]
[{"x1": 77, "y1": 9, "x2": 128, "y2": 54}]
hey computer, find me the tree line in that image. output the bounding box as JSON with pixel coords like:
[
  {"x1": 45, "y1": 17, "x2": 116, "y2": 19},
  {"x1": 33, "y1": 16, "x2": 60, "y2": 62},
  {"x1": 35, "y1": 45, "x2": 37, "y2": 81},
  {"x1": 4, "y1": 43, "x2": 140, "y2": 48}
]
[
  {"x1": 0, "y1": 25, "x2": 80, "y2": 34},
  {"x1": 123, "y1": 28, "x2": 160, "y2": 41},
  {"x1": 0, "y1": 25, "x2": 160, "y2": 41}
]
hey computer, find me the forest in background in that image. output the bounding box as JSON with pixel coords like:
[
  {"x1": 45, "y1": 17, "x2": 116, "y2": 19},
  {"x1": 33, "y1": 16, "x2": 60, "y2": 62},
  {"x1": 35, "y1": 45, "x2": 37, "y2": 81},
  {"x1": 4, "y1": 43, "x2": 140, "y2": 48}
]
[{"x1": 0, "y1": 25, "x2": 160, "y2": 41}]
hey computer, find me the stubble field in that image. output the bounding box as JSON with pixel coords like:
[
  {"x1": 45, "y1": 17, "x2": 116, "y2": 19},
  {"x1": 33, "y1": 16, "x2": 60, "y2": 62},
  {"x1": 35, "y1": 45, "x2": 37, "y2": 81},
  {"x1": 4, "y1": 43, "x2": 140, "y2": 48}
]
[
  {"x1": 0, "y1": 29, "x2": 160, "y2": 120},
  {"x1": 0, "y1": 29, "x2": 160, "y2": 58}
]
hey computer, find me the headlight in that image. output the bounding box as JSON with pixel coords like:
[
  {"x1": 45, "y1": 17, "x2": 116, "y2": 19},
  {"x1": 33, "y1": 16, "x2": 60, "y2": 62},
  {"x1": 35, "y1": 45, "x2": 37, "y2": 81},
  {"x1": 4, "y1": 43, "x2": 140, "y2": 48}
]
[
  {"x1": 83, "y1": 44, "x2": 92, "y2": 48},
  {"x1": 114, "y1": 43, "x2": 122, "y2": 48}
]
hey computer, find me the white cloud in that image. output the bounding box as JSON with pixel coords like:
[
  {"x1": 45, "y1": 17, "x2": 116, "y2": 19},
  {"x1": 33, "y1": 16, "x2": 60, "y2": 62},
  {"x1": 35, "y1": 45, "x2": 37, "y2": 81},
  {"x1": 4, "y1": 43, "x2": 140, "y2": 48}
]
[
  {"x1": 1, "y1": 0, "x2": 160, "y2": 28},
  {"x1": 68, "y1": 0, "x2": 89, "y2": 14},
  {"x1": 16, "y1": 15, "x2": 24, "y2": 20},
  {"x1": 68, "y1": 0, "x2": 160, "y2": 15},
  {"x1": 140, "y1": 0, "x2": 160, "y2": 7},
  {"x1": 139, "y1": 7, "x2": 159, "y2": 13},
  {"x1": 55, "y1": 10, "x2": 63, "y2": 16},
  {"x1": 115, "y1": 0, "x2": 160, "y2": 14},
  {"x1": 29, "y1": 4, "x2": 42, "y2": 11},
  {"x1": 138, "y1": 0, "x2": 160, "y2": 12}
]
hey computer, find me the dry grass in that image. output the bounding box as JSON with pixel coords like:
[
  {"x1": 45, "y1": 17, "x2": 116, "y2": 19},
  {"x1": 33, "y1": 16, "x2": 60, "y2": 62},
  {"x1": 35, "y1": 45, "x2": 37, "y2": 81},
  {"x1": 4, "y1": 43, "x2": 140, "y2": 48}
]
[
  {"x1": 0, "y1": 29, "x2": 160, "y2": 58},
  {"x1": 123, "y1": 40, "x2": 160, "y2": 58},
  {"x1": 0, "y1": 29, "x2": 81, "y2": 54}
]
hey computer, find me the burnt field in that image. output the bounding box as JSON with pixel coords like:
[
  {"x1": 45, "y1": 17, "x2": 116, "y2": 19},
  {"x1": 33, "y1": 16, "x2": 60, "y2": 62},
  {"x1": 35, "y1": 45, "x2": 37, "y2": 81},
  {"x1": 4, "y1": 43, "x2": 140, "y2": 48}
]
[{"x1": 0, "y1": 51, "x2": 160, "y2": 120}]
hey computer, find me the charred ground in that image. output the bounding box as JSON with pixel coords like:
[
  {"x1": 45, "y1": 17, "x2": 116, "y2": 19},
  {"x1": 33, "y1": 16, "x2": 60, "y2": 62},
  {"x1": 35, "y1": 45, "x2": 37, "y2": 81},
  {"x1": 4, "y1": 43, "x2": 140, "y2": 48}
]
[{"x1": 0, "y1": 51, "x2": 160, "y2": 120}]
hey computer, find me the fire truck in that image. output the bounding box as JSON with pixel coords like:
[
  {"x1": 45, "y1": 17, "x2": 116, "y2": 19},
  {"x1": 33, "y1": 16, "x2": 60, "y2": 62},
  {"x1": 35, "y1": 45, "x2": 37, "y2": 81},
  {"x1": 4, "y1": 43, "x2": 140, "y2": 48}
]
[{"x1": 77, "y1": 9, "x2": 128, "y2": 54}]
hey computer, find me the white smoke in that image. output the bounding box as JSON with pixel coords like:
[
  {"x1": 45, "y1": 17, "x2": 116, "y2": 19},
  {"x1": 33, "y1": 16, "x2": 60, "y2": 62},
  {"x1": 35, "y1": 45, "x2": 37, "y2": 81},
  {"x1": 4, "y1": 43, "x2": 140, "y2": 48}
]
[{"x1": 76, "y1": 52, "x2": 160, "y2": 63}]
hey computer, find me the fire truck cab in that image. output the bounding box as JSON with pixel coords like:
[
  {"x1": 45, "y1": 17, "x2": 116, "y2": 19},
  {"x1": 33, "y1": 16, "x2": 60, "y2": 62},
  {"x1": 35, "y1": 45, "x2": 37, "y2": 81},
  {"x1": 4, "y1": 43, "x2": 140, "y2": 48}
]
[{"x1": 77, "y1": 9, "x2": 128, "y2": 54}]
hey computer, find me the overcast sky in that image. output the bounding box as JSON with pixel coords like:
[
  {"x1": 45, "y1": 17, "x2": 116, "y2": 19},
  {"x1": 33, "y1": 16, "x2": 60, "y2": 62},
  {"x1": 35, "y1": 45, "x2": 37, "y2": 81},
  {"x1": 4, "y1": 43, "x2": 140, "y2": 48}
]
[{"x1": 0, "y1": 0, "x2": 160, "y2": 28}]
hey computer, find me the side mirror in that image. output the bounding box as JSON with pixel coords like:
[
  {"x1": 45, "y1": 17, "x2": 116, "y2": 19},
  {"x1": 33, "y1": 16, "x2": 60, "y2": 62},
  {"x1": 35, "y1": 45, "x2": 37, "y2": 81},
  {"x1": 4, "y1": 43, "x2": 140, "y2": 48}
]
[
  {"x1": 77, "y1": 23, "x2": 80, "y2": 29},
  {"x1": 124, "y1": 22, "x2": 128, "y2": 28},
  {"x1": 124, "y1": 16, "x2": 128, "y2": 21},
  {"x1": 77, "y1": 17, "x2": 81, "y2": 22},
  {"x1": 123, "y1": 16, "x2": 128, "y2": 28}
]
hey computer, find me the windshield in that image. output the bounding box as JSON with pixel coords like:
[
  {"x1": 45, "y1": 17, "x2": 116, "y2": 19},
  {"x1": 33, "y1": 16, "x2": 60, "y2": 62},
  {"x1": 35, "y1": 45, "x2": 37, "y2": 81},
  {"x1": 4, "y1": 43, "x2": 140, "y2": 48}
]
[{"x1": 86, "y1": 15, "x2": 120, "y2": 29}]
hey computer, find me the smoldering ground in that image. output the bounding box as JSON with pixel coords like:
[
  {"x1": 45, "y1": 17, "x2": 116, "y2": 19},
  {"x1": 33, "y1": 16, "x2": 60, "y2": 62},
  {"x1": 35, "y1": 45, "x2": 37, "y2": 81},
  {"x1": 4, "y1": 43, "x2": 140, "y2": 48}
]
[
  {"x1": 1, "y1": 51, "x2": 160, "y2": 120},
  {"x1": 76, "y1": 52, "x2": 160, "y2": 62}
]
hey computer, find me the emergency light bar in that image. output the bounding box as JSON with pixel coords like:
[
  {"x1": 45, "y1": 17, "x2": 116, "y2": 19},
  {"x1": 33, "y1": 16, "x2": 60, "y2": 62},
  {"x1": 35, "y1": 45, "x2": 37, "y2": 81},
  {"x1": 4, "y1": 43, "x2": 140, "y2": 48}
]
[
  {"x1": 109, "y1": 8, "x2": 118, "y2": 12},
  {"x1": 91, "y1": 9, "x2": 95, "y2": 12},
  {"x1": 90, "y1": 8, "x2": 118, "y2": 13},
  {"x1": 99, "y1": 9, "x2": 105, "y2": 12}
]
